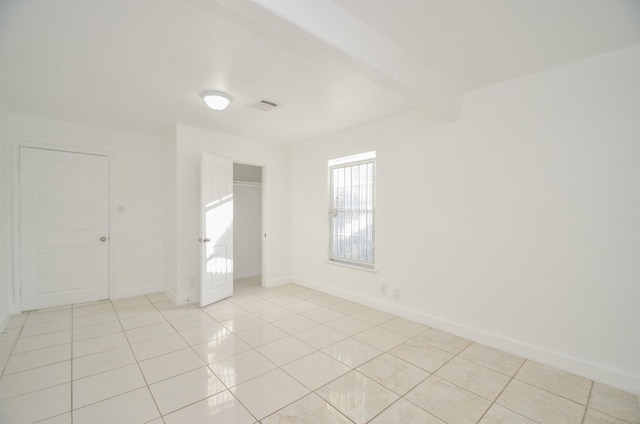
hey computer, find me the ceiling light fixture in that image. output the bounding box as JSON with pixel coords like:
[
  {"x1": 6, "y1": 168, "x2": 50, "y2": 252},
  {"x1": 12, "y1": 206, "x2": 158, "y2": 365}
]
[{"x1": 201, "y1": 90, "x2": 232, "y2": 111}]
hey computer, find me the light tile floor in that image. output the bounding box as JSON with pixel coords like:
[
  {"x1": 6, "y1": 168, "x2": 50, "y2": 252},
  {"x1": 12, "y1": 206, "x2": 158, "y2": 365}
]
[{"x1": 0, "y1": 280, "x2": 638, "y2": 424}]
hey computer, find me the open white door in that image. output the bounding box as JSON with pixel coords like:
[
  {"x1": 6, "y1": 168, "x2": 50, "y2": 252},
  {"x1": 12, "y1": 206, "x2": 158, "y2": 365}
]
[
  {"x1": 200, "y1": 153, "x2": 234, "y2": 307},
  {"x1": 20, "y1": 147, "x2": 110, "y2": 310}
]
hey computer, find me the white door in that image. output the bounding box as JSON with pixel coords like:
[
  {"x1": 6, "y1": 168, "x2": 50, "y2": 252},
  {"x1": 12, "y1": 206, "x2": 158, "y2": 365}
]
[
  {"x1": 20, "y1": 147, "x2": 110, "y2": 310},
  {"x1": 200, "y1": 153, "x2": 233, "y2": 307}
]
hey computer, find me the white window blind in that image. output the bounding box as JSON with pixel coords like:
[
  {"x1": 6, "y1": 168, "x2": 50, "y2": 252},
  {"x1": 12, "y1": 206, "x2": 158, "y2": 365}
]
[{"x1": 329, "y1": 152, "x2": 375, "y2": 268}]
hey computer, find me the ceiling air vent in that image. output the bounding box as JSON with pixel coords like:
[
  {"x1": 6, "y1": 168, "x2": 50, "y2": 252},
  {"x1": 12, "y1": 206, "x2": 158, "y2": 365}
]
[{"x1": 251, "y1": 99, "x2": 279, "y2": 111}]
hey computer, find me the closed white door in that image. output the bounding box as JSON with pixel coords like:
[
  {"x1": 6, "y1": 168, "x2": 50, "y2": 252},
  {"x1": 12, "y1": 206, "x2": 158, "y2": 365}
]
[
  {"x1": 20, "y1": 147, "x2": 110, "y2": 310},
  {"x1": 200, "y1": 153, "x2": 234, "y2": 307}
]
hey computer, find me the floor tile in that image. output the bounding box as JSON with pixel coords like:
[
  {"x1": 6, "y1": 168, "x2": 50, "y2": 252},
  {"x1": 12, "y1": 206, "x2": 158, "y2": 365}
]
[
  {"x1": 496, "y1": 379, "x2": 585, "y2": 424},
  {"x1": 405, "y1": 375, "x2": 491, "y2": 424},
  {"x1": 272, "y1": 315, "x2": 318, "y2": 334},
  {"x1": 322, "y1": 337, "x2": 383, "y2": 368},
  {"x1": 163, "y1": 390, "x2": 254, "y2": 424},
  {"x1": 357, "y1": 353, "x2": 429, "y2": 395},
  {"x1": 220, "y1": 315, "x2": 267, "y2": 333},
  {"x1": 589, "y1": 382, "x2": 639, "y2": 424},
  {"x1": 25, "y1": 308, "x2": 71, "y2": 326},
  {"x1": 72, "y1": 303, "x2": 114, "y2": 317},
  {"x1": 435, "y1": 356, "x2": 510, "y2": 400},
  {"x1": 302, "y1": 307, "x2": 344, "y2": 324},
  {"x1": 416, "y1": 328, "x2": 472, "y2": 354},
  {"x1": 116, "y1": 304, "x2": 158, "y2": 320},
  {"x1": 388, "y1": 337, "x2": 452, "y2": 372},
  {"x1": 309, "y1": 294, "x2": 344, "y2": 307},
  {"x1": 112, "y1": 296, "x2": 151, "y2": 310},
  {"x1": 295, "y1": 325, "x2": 348, "y2": 349},
  {"x1": 35, "y1": 412, "x2": 72, "y2": 423},
  {"x1": 353, "y1": 327, "x2": 407, "y2": 351},
  {"x1": 378, "y1": 317, "x2": 429, "y2": 338},
  {"x1": 119, "y1": 312, "x2": 166, "y2": 330},
  {"x1": 282, "y1": 351, "x2": 351, "y2": 390},
  {"x1": 459, "y1": 342, "x2": 524, "y2": 376},
  {"x1": 19, "y1": 319, "x2": 72, "y2": 338},
  {"x1": 125, "y1": 321, "x2": 176, "y2": 344},
  {"x1": 73, "y1": 331, "x2": 128, "y2": 358},
  {"x1": 329, "y1": 301, "x2": 368, "y2": 315},
  {"x1": 72, "y1": 387, "x2": 159, "y2": 424},
  {"x1": 255, "y1": 336, "x2": 315, "y2": 366},
  {"x1": 317, "y1": 370, "x2": 398, "y2": 424},
  {"x1": 0, "y1": 327, "x2": 21, "y2": 342},
  {"x1": 350, "y1": 308, "x2": 395, "y2": 325},
  {"x1": 192, "y1": 334, "x2": 252, "y2": 364},
  {"x1": 369, "y1": 398, "x2": 445, "y2": 424},
  {"x1": 284, "y1": 300, "x2": 323, "y2": 314},
  {"x1": 0, "y1": 361, "x2": 70, "y2": 400},
  {"x1": 262, "y1": 393, "x2": 352, "y2": 424},
  {"x1": 268, "y1": 294, "x2": 300, "y2": 306},
  {"x1": 72, "y1": 363, "x2": 146, "y2": 408},
  {"x1": 325, "y1": 316, "x2": 373, "y2": 336},
  {"x1": 479, "y1": 404, "x2": 538, "y2": 423},
  {"x1": 130, "y1": 333, "x2": 188, "y2": 361},
  {"x1": 149, "y1": 366, "x2": 226, "y2": 415},
  {"x1": 72, "y1": 321, "x2": 122, "y2": 342},
  {"x1": 0, "y1": 340, "x2": 15, "y2": 357},
  {"x1": 205, "y1": 305, "x2": 251, "y2": 321},
  {"x1": 232, "y1": 368, "x2": 309, "y2": 419},
  {"x1": 139, "y1": 347, "x2": 204, "y2": 384},
  {"x1": 0, "y1": 382, "x2": 70, "y2": 424},
  {"x1": 180, "y1": 322, "x2": 230, "y2": 345},
  {"x1": 145, "y1": 292, "x2": 170, "y2": 303},
  {"x1": 235, "y1": 324, "x2": 287, "y2": 347},
  {"x1": 252, "y1": 306, "x2": 297, "y2": 323},
  {"x1": 72, "y1": 311, "x2": 118, "y2": 328},
  {"x1": 72, "y1": 345, "x2": 136, "y2": 379},
  {"x1": 583, "y1": 408, "x2": 632, "y2": 424},
  {"x1": 516, "y1": 360, "x2": 592, "y2": 404},
  {"x1": 167, "y1": 312, "x2": 215, "y2": 332},
  {"x1": 4, "y1": 343, "x2": 71, "y2": 374},
  {"x1": 209, "y1": 350, "x2": 276, "y2": 387},
  {"x1": 13, "y1": 330, "x2": 72, "y2": 354}
]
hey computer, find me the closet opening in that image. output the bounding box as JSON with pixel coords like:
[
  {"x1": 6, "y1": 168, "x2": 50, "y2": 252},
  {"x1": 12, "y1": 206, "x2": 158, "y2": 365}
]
[{"x1": 233, "y1": 163, "x2": 264, "y2": 289}]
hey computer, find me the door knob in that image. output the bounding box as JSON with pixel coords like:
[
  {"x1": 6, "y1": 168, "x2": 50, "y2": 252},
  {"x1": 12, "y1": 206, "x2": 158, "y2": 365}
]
[
  {"x1": 198, "y1": 238, "x2": 211, "y2": 243},
  {"x1": 100, "y1": 236, "x2": 108, "y2": 242}
]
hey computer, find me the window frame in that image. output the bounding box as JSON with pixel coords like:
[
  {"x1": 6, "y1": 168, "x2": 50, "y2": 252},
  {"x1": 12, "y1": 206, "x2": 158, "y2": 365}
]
[{"x1": 328, "y1": 151, "x2": 376, "y2": 270}]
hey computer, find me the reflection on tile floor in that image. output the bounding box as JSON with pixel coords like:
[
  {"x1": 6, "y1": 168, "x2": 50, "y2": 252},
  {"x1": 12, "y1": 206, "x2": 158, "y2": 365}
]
[{"x1": 0, "y1": 281, "x2": 638, "y2": 424}]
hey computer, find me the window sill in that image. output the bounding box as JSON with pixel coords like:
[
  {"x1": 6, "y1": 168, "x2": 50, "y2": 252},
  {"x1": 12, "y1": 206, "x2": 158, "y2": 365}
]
[{"x1": 326, "y1": 260, "x2": 377, "y2": 273}]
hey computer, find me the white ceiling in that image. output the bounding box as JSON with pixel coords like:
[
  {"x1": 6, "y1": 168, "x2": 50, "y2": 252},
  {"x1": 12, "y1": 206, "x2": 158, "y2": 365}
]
[{"x1": 0, "y1": 0, "x2": 638, "y2": 143}]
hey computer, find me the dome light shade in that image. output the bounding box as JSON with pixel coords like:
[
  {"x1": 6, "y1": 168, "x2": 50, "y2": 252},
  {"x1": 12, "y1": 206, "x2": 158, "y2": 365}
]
[{"x1": 201, "y1": 91, "x2": 232, "y2": 110}]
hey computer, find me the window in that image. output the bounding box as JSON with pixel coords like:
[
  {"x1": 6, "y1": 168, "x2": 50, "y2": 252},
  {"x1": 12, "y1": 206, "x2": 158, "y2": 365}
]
[{"x1": 328, "y1": 151, "x2": 375, "y2": 268}]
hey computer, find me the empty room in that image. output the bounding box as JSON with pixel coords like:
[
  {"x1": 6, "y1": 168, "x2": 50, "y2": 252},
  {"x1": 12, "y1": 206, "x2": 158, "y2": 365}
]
[{"x1": 0, "y1": 0, "x2": 639, "y2": 423}]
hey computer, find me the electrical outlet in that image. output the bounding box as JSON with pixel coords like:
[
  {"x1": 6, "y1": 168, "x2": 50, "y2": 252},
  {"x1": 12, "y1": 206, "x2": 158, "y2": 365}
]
[
  {"x1": 393, "y1": 289, "x2": 400, "y2": 301},
  {"x1": 381, "y1": 283, "x2": 388, "y2": 296}
]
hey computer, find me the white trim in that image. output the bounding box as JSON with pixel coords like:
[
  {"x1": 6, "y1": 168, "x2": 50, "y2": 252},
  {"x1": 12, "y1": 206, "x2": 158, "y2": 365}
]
[
  {"x1": 233, "y1": 181, "x2": 262, "y2": 188},
  {"x1": 111, "y1": 286, "x2": 164, "y2": 300},
  {"x1": 265, "y1": 277, "x2": 292, "y2": 288},
  {"x1": 291, "y1": 276, "x2": 640, "y2": 395},
  {"x1": 328, "y1": 151, "x2": 376, "y2": 167},
  {"x1": 11, "y1": 140, "x2": 115, "y2": 313}
]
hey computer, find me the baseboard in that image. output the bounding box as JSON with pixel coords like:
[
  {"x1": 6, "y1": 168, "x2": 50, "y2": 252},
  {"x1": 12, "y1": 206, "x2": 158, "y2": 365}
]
[
  {"x1": 163, "y1": 287, "x2": 196, "y2": 306},
  {"x1": 111, "y1": 285, "x2": 164, "y2": 300},
  {"x1": 291, "y1": 276, "x2": 640, "y2": 395},
  {"x1": 265, "y1": 277, "x2": 292, "y2": 288}
]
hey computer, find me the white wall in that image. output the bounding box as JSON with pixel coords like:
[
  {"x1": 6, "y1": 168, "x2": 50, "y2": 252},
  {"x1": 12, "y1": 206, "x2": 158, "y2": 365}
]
[
  {"x1": 234, "y1": 184, "x2": 262, "y2": 279},
  {"x1": 0, "y1": 100, "x2": 10, "y2": 329},
  {"x1": 173, "y1": 124, "x2": 290, "y2": 303},
  {"x1": 291, "y1": 45, "x2": 640, "y2": 393},
  {"x1": 6, "y1": 115, "x2": 165, "y2": 303}
]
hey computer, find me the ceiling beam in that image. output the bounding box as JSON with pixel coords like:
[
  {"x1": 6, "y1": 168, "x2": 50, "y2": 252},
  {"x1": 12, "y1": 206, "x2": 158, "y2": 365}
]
[{"x1": 211, "y1": 0, "x2": 462, "y2": 120}]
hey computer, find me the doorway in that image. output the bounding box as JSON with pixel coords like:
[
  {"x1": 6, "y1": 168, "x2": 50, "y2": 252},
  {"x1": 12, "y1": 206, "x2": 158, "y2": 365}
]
[
  {"x1": 232, "y1": 163, "x2": 263, "y2": 289},
  {"x1": 17, "y1": 147, "x2": 110, "y2": 310}
]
